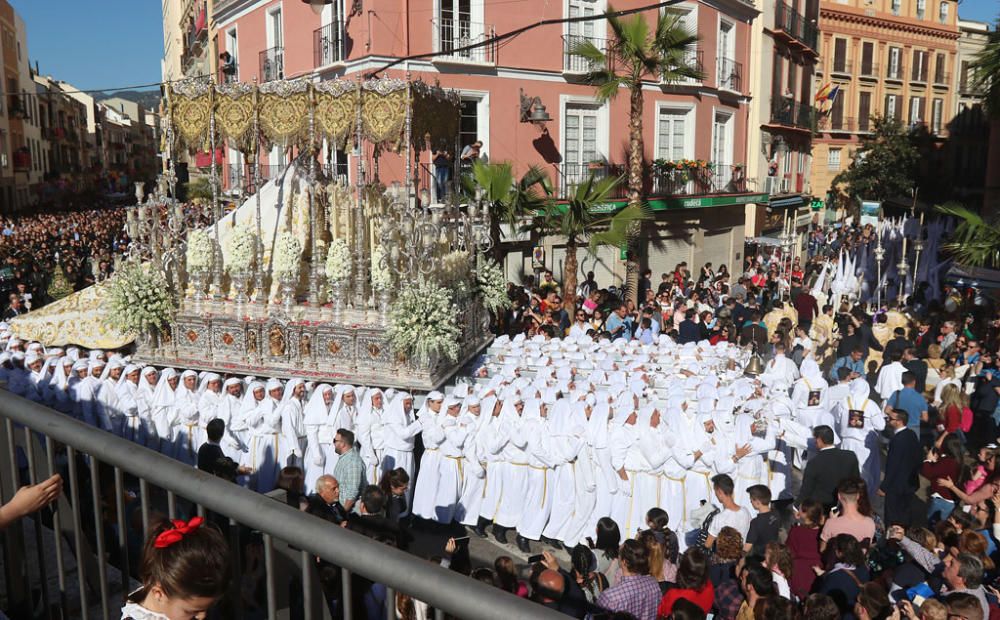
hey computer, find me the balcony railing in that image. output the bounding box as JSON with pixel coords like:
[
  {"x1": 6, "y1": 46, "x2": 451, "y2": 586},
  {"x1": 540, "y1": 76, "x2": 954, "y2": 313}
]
[
  {"x1": 859, "y1": 62, "x2": 879, "y2": 80},
  {"x1": 259, "y1": 46, "x2": 284, "y2": 82},
  {"x1": 314, "y1": 20, "x2": 346, "y2": 67},
  {"x1": 830, "y1": 56, "x2": 851, "y2": 75},
  {"x1": 225, "y1": 162, "x2": 285, "y2": 194},
  {"x1": 933, "y1": 71, "x2": 949, "y2": 86},
  {"x1": 911, "y1": 65, "x2": 929, "y2": 83},
  {"x1": 886, "y1": 62, "x2": 905, "y2": 81},
  {"x1": 434, "y1": 18, "x2": 497, "y2": 65},
  {"x1": 670, "y1": 49, "x2": 704, "y2": 85},
  {"x1": 0, "y1": 391, "x2": 563, "y2": 620},
  {"x1": 769, "y1": 98, "x2": 816, "y2": 130},
  {"x1": 218, "y1": 63, "x2": 238, "y2": 84},
  {"x1": 773, "y1": 3, "x2": 818, "y2": 51},
  {"x1": 717, "y1": 56, "x2": 742, "y2": 91},
  {"x1": 562, "y1": 34, "x2": 606, "y2": 73},
  {"x1": 556, "y1": 162, "x2": 749, "y2": 200},
  {"x1": 817, "y1": 115, "x2": 856, "y2": 132}
]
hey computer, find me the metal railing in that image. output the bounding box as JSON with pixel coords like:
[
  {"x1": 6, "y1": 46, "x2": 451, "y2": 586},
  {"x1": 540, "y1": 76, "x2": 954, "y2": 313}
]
[
  {"x1": 556, "y1": 162, "x2": 749, "y2": 199},
  {"x1": 218, "y1": 64, "x2": 238, "y2": 84},
  {"x1": 769, "y1": 98, "x2": 815, "y2": 130},
  {"x1": 562, "y1": 34, "x2": 605, "y2": 73},
  {"x1": 314, "y1": 21, "x2": 347, "y2": 67},
  {"x1": 225, "y1": 163, "x2": 286, "y2": 195},
  {"x1": 716, "y1": 56, "x2": 742, "y2": 91},
  {"x1": 773, "y1": 2, "x2": 818, "y2": 51},
  {"x1": 817, "y1": 115, "x2": 855, "y2": 132},
  {"x1": 886, "y1": 61, "x2": 905, "y2": 81},
  {"x1": 830, "y1": 55, "x2": 850, "y2": 74},
  {"x1": 0, "y1": 393, "x2": 563, "y2": 620},
  {"x1": 260, "y1": 46, "x2": 285, "y2": 82},
  {"x1": 859, "y1": 62, "x2": 879, "y2": 79},
  {"x1": 434, "y1": 18, "x2": 497, "y2": 64},
  {"x1": 668, "y1": 49, "x2": 704, "y2": 85},
  {"x1": 911, "y1": 64, "x2": 929, "y2": 83},
  {"x1": 933, "y1": 70, "x2": 949, "y2": 86}
]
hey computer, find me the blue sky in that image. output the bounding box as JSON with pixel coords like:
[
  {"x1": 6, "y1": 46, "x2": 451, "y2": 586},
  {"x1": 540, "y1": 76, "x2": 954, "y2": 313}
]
[
  {"x1": 11, "y1": 0, "x2": 164, "y2": 92},
  {"x1": 7, "y1": 0, "x2": 998, "y2": 93}
]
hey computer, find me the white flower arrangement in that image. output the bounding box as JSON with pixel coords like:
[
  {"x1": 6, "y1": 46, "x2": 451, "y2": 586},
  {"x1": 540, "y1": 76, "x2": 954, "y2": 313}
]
[
  {"x1": 325, "y1": 238, "x2": 352, "y2": 284},
  {"x1": 436, "y1": 250, "x2": 471, "y2": 287},
  {"x1": 476, "y1": 257, "x2": 512, "y2": 314},
  {"x1": 387, "y1": 278, "x2": 461, "y2": 363},
  {"x1": 226, "y1": 224, "x2": 256, "y2": 273},
  {"x1": 186, "y1": 230, "x2": 214, "y2": 273},
  {"x1": 273, "y1": 232, "x2": 302, "y2": 280},
  {"x1": 104, "y1": 260, "x2": 176, "y2": 336},
  {"x1": 371, "y1": 246, "x2": 393, "y2": 290}
]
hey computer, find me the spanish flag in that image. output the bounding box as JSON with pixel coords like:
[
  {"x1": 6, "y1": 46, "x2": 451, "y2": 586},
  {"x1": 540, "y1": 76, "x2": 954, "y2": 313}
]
[{"x1": 814, "y1": 82, "x2": 833, "y2": 103}]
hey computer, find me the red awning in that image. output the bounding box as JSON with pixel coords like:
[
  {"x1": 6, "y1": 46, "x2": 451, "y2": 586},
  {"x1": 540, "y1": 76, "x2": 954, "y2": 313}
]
[{"x1": 194, "y1": 149, "x2": 223, "y2": 167}]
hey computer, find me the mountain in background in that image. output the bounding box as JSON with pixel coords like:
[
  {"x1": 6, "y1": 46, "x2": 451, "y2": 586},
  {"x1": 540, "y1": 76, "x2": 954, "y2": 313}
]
[{"x1": 94, "y1": 89, "x2": 161, "y2": 112}]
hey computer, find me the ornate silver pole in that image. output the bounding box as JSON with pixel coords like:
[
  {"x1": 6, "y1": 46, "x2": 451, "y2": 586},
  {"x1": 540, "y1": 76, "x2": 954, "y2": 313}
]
[
  {"x1": 353, "y1": 76, "x2": 367, "y2": 311},
  {"x1": 253, "y1": 78, "x2": 265, "y2": 306},
  {"x1": 404, "y1": 72, "x2": 413, "y2": 210},
  {"x1": 913, "y1": 210, "x2": 925, "y2": 287},
  {"x1": 308, "y1": 83, "x2": 321, "y2": 306},
  {"x1": 874, "y1": 225, "x2": 885, "y2": 309},
  {"x1": 209, "y1": 84, "x2": 223, "y2": 301}
]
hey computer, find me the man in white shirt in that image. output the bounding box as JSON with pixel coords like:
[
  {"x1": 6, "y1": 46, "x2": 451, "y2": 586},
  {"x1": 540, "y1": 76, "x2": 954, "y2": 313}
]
[
  {"x1": 759, "y1": 343, "x2": 799, "y2": 390},
  {"x1": 704, "y1": 473, "x2": 751, "y2": 548},
  {"x1": 875, "y1": 350, "x2": 908, "y2": 400}
]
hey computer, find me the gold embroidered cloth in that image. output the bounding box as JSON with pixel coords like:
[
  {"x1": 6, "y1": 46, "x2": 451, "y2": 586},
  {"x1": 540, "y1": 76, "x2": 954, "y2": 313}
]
[{"x1": 10, "y1": 282, "x2": 133, "y2": 349}]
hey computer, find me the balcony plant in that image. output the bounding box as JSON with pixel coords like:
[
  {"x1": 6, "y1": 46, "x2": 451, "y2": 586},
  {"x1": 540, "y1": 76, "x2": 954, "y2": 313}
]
[{"x1": 570, "y1": 6, "x2": 701, "y2": 303}]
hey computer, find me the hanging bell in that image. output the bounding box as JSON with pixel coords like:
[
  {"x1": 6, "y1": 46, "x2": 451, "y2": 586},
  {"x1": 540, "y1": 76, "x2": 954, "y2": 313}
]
[{"x1": 744, "y1": 354, "x2": 766, "y2": 377}]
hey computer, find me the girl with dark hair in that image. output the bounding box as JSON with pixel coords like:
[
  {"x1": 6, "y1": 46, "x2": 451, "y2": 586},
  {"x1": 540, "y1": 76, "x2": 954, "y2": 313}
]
[
  {"x1": 813, "y1": 533, "x2": 870, "y2": 617},
  {"x1": 378, "y1": 468, "x2": 411, "y2": 523},
  {"x1": 656, "y1": 547, "x2": 714, "y2": 616},
  {"x1": 276, "y1": 465, "x2": 307, "y2": 511},
  {"x1": 570, "y1": 543, "x2": 608, "y2": 604},
  {"x1": 122, "y1": 516, "x2": 231, "y2": 620},
  {"x1": 786, "y1": 499, "x2": 824, "y2": 600},
  {"x1": 922, "y1": 433, "x2": 964, "y2": 526},
  {"x1": 594, "y1": 516, "x2": 623, "y2": 583},
  {"x1": 494, "y1": 556, "x2": 528, "y2": 598}
]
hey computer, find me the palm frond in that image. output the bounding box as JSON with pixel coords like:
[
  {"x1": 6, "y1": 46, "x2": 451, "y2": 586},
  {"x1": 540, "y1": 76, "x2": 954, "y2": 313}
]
[
  {"x1": 589, "y1": 203, "x2": 652, "y2": 251},
  {"x1": 937, "y1": 202, "x2": 1000, "y2": 267},
  {"x1": 570, "y1": 39, "x2": 608, "y2": 65}
]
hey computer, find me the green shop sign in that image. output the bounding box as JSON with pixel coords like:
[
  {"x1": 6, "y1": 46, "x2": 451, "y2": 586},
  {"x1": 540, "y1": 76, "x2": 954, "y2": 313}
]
[{"x1": 583, "y1": 193, "x2": 769, "y2": 214}]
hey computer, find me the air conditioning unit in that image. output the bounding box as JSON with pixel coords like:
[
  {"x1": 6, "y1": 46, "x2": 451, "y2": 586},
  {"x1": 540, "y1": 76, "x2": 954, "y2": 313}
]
[{"x1": 764, "y1": 176, "x2": 790, "y2": 195}]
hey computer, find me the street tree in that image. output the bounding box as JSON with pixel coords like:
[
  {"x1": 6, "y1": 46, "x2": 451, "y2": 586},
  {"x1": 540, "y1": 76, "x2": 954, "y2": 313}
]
[
  {"x1": 464, "y1": 160, "x2": 551, "y2": 263},
  {"x1": 832, "y1": 115, "x2": 919, "y2": 203}
]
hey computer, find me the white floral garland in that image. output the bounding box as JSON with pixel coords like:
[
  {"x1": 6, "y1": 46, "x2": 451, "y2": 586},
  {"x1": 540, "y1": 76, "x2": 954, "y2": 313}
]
[
  {"x1": 371, "y1": 246, "x2": 393, "y2": 290},
  {"x1": 325, "y1": 238, "x2": 352, "y2": 284},
  {"x1": 104, "y1": 261, "x2": 176, "y2": 335},
  {"x1": 273, "y1": 232, "x2": 302, "y2": 280},
  {"x1": 387, "y1": 278, "x2": 461, "y2": 363},
  {"x1": 476, "y1": 257, "x2": 511, "y2": 314},
  {"x1": 226, "y1": 224, "x2": 256, "y2": 273},
  {"x1": 436, "y1": 250, "x2": 471, "y2": 288},
  {"x1": 186, "y1": 230, "x2": 214, "y2": 273}
]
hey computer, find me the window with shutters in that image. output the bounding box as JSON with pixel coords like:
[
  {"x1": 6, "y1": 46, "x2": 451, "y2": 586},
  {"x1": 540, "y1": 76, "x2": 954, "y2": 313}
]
[
  {"x1": 911, "y1": 50, "x2": 928, "y2": 82},
  {"x1": 884, "y1": 94, "x2": 898, "y2": 119},
  {"x1": 909, "y1": 96, "x2": 924, "y2": 125},
  {"x1": 772, "y1": 52, "x2": 783, "y2": 101},
  {"x1": 916, "y1": 0, "x2": 925, "y2": 18},
  {"x1": 833, "y1": 38, "x2": 847, "y2": 73},
  {"x1": 831, "y1": 92, "x2": 845, "y2": 129},
  {"x1": 932, "y1": 98, "x2": 943, "y2": 134},
  {"x1": 960, "y1": 60, "x2": 970, "y2": 90},
  {"x1": 891, "y1": 0, "x2": 901, "y2": 15},
  {"x1": 563, "y1": 103, "x2": 601, "y2": 181},
  {"x1": 888, "y1": 47, "x2": 902, "y2": 79},
  {"x1": 712, "y1": 111, "x2": 733, "y2": 172},
  {"x1": 861, "y1": 42, "x2": 874, "y2": 76},
  {"x1": 939, "y1": 1, "x2": 948, "y2": 23},
  {"x1": 656, "y1": 107, "x2": 691, "y2": 161},
  {"x1": 858, "y1": 91, "x2": 871, "y2": 131},
  {"x1": 934, "y1": 53, "x2": 946, "y2": 83},
  {"x1": 828, "y1": 148, "x2": 841, "y2": 170}
]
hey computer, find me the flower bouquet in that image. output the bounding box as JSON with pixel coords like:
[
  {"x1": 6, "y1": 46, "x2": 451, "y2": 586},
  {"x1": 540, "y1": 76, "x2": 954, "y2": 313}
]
[
  {"x1": 104, "y1": 260, "x2": 176, "y2": 337},
  {"x1": 274, "y1": 232, "x2": 302, "y2": 310},
  {"x1": 325, "y1": 239, "x2": 352, "y2": 284},
  {"x1": 476, "y1": 257, "x2": 511, "y2": 314},
  {"x1": 387, "y1": 278, "x2": 461, "y2": 364},
  {"x1": 226, "y1": 224, "x2": 257, "y2": 274}
]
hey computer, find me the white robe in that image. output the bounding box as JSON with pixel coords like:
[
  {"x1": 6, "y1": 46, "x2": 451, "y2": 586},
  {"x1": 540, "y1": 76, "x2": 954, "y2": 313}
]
[
  {"x1": 381, "y1": 396, "x2": 422, "y2": 512},
  {"x1": 875, "y1": 361, "x2": 907, "y2": 400},
  {"x1": 242, "y1": 398, "x2": 293, "y2": 493},
  {"x1": 517, "y1": 409, "x2": 558, "y2": 540},
  {"x1": 172, "y1": 387, "x2": 201, "y2": 465},
  {"x1": 412, "y1": 409, "x2": 444, "y2": 521},
  {"x1": 116, "y1": 381, "x2": 149, "y2": 445},
  {"x1": 215, "y1": 394, "x2": 248, "y2": 461},
  {"x1": 431, "y1": 413, "x2": 470, "y2": 524},
  {"x1": 832, "y1": 392, "x2": 885, "y2": 497}
]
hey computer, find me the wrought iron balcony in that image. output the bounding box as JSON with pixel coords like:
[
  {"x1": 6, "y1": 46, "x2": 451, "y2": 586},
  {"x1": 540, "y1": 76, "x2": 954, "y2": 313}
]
[
  {"x1": 769, "y1": 98, "x2": 816, "y2": 130},
  {"x1": 717, "y1": 57, "x2": 742, "y2": 92},
  {"x1": 259, "y1": 46, "x2": 284, "y2": 82},
  {"x1": 433, "y1": 18, "x2": 496, "y2": 65},
  {"x1": 886, "y1": 62, "x2": 905, "y2": 82},
  {"x1": 932, "y1": 70, "x2": 949, "y2": 87},
  {"x1": 314, "y1": 21, "x2": 346, "y2": 67},
  {"x1": 556, "y1": 162, "x2": 749, "y2": 200},
  {"x1": 562, "y1": 34, "x2": 606, "y2": 74},
  {"x1": 773, "y1": 3, "x2": 818, "y2": 52}
]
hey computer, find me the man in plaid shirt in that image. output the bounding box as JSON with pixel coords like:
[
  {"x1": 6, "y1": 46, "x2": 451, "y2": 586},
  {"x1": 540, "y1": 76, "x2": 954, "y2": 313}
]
[
  {"x1": 596, "y1": 540, "x2": 661, "y2": 620},
  {"x1": 332, "y1": 428, "x2": 366, "y2": 513}
]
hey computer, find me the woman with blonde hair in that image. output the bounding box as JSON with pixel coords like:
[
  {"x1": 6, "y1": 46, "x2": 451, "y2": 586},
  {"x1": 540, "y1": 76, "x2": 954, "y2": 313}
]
[
  {"x1": 927, "y1": 344, "x2": 946, "y2": 370},
  {"x1": 939, "y1": 384, "x2": 969, "y2": 434},
  {"x1": 933, "y1": 366, "x2": 961, "y2": 407}
]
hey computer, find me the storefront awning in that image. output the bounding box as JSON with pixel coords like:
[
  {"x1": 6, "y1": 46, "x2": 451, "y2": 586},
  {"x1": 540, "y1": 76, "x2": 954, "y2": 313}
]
[{"x1": 769, "y1": 195, "x2": 805, "y2": 209}]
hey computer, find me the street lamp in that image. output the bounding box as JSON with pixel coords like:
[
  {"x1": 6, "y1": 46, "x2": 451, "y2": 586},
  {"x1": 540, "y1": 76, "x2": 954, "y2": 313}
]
[{"x1": 301, "y1": 0, "x2": 333, "y2": 15}]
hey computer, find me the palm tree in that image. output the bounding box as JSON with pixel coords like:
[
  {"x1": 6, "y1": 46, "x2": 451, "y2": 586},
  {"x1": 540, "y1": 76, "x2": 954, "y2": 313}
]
[
  {"x1": 571, "y1": 7, "x2": 701, "y2": 210},
  {"x1": 533, "y1": 173, "x2": 651, "y2": 305},
  {"x1": 464, "y1": 160, "x2": 551, "y2": 262},
  {"x1": 936, "y1": 202, "x2": 1000, "y2": 268}
]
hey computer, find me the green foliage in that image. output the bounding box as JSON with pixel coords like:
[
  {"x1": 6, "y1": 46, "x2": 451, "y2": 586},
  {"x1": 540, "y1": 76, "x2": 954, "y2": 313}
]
[
  {"x1": 832, "y1": 115, "x2": 919, "y2": 202},
  {"x1": 937, "y1": 202, "x2": 1000, "y2": 268},
  {"x1": 972, "y1": 21, "x2": 1000, "y2": 116},
  {"x1": 185, "y1": 177, "x2": 213, "y2": 203}
]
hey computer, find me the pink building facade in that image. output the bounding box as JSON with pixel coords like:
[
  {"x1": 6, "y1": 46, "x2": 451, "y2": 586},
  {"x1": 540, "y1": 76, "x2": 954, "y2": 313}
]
[{"x1": 211, "y1": 0, "x2": 763, "y2": 284}]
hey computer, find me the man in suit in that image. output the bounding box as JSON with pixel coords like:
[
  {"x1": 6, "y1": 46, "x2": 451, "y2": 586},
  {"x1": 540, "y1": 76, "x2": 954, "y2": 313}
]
[
  {"x1": 798, "y1": 425, "x2": 860, "y2": 510},
  {"x1": 880, "y1": 408, "x2": 922, "y2": 527},
  {"x1": 882, "y1": 328, "x2": 913, "y2": 369},
  {"x1": 677, "y1": 309, "x2": 701, "y2": 344},
  {"x1": 902, "y1": 347, "x2": 928, "y2": 394}
]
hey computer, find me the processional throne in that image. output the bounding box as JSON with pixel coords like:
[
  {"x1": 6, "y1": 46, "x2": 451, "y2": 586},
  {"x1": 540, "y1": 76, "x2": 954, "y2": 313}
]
[{"x1": 132, "y1": 76, "x2": 493, "y2": 390}]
